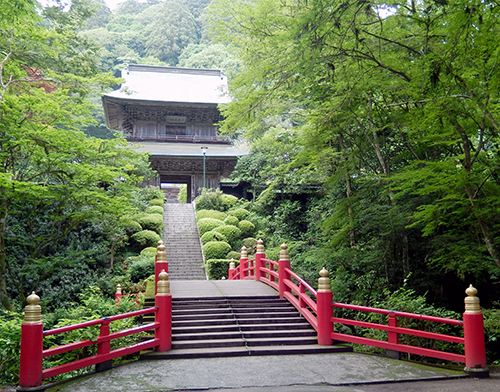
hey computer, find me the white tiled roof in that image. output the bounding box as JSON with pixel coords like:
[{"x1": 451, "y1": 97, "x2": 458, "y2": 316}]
[{"x1": 103, "y1": 64, "x2": 230, "y2": 104}]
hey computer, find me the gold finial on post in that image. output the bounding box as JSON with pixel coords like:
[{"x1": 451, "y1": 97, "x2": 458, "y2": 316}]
[
  {"x1": 156, "y1": 240, "x2": 167, "y2": 263},
  {"x1": 279, "y1": 243, "x2": 289, "y2": 261},
  {"x1": 229, "y1": 258, "x2": 235, "y2": 269},
  {"x1": 465, "y1": 284, "x2": 480, "y2": 313},
  {"x1": 240, "y1": 246, "x2": 248, "y2": 259},
  {"x1": 157, "y1": 269, "x2": 170, "y2": 296},
  {"x1": 318, "y1": 268, "x2": 331, "y2": 292},
  {"x1": 23, "y1": 292, "x2": 42, "y2": 324},
  {"x1": 116, "y1": 284, "x2": 122, "y2": 296},
  {"x1": 256, "y1": 239, "x2": 265, "y2": 254}
]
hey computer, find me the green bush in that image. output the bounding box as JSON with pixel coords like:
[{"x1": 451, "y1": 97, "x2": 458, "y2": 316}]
[
  {"x1": 197, "y1": 209, "x2": 227, "y2": 221},
  {"x1": 127, "y1": 255, "x2": 155, "y2": 282},
  {"x1": 241, "y1": 237, "x2": 257, "y2": 255},
  {"x1": 483, "y1": 307, "x2": 500, "y2": 364},
  {"x1": 0, "y1": 311, "x2": 22, "y2": 384},
  {"x1": 145, "y1": 206, "x2": 164, "y2": 215},
  {"x1": 226, "y1": 250, "x2": 242, "y2": 260},
  {"x1": 224, "y1": 215, "x2": 239, "y2": 226},
  {"x1": 227, "y1": 208, "x2": 249, "y2": 220},
  {"x1": 178, "y1": 185, "x2": 187, "y2": 203},
  {"x1": 138, "y1": 214, "x2": 163, "y2": 234},
  {"x1": 130, "y1": 230, "x2": 161, "y2": 248},
  {"x1": 201, "y1": 230, "x2": 228, "y2": 245},
  {"x1": 194, "y1": 188, "x2": 225, "y2": 211},
  {"x1": 238, "y1": 220, "x2": 256, "y2": 237},
  {"x1": 213, "y1": 225, "x2": 242, "y2": 245},
  {"x1": 148, "y1": 198, "x2": 165, "y2": 207},
  {"x1": 205, "y1": 258, "x2": 239, "y2": 280},
  {"x1": 203, "y1": 241, "x2": 232, "y2": 260},
  {"x1": 197, "y1": 218, "x2": 224, "y2": 235},
  {"x1": 140, "y1": 247, "x2": 157, "y2": 256},
  {"x1": 221, "y1": 194, "x2": 239, "y2": 210},
  {"x1": 120, "y1": 216, "x2": 143, "y2": 235}
]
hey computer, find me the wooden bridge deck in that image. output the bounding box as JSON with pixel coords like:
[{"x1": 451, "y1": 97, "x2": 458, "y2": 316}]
[{"x1": 170, "y1": 279, "x2": 278, "y2": 298}]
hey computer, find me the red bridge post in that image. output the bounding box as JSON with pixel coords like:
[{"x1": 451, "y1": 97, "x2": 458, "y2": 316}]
[
  {"x1": 155, "y1": 240, "x2": 168, "y2": 295},
  {"x1": 463, "y1": 285, "x2": 488, "y2": 377},
  {"x1": 254, "y1": 239, "x2": 265, "y2": 282},
  {"x1": 316, "y1": 268, "x2": 333, "y2": 345},
  {"x1": 155, "y1": 269, "x2": 172, "y2": 351},
  {"x1": 19, "y1": 292, "x2": 43, "y2": 389},
  {"x1": 278, "y1": 243, "x2": 290, "y2": 299},
  {"x1": 240, "y1": 246, "x2": 248, "y2": 279},
  {"x1": 228, "y1": 258, "x2": 235, "y2": 280}
]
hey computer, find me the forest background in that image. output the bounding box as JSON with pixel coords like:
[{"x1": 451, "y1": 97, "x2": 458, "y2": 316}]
[{"x1": 1, "y1": 0, "x2": 500, "y2": 384}]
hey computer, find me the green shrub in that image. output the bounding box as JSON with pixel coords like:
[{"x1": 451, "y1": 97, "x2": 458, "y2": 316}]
[
  {"x1": 127, "y1": 255, "x2": 155, "y2": 282},
  {"x1": 227, "y1": 208, "x2": 249, "y2": 220},
  {"x1": 197, "y1": 209, "x2": 227, "y2": 221},
  {"x1": 145, "y1": 206, "x2": 164, "y2": 215},
  {"x1": 0, "y1": 311, "x2": 22, "y2": 384},
  {"x1": 203, "y1": 241, "x2": 232, "y2": 260},
  {"x1": 226, "y1": 250, "x2": 242, "y2": 260},
  {"x1": 148, "y1": 198, "x2": 165, "y2": 207},
  {"x1": 221, "y1": 194, "x2": 239, "y2": 210},
  {"x1": 213, "y1": 225, "x2": 242, "y2": 245},
  {"x1": 178, "y1": 185, "x2": 187, "y2": 203},
  {"x1": 138, "y1": 214, "x2": 163, "y2": 234},
  {"x1": 140, "y1": 247, "x2": 157, "y2": 256},
  {"x1": 205, "y1": 258, "x2": 239, "y2": 280},
  {"x1": 483, "y1": 307, "x2": 500, "y2": 363},
  {"x1": 241, "y1": 237, "x2": 257, "y2": 255},
  {"x1": 224, "y1": 215, "x2": 239, "y2": 226},
  {"x1": 131, "y1": 230, "x2": 161, "y2": 248},
  {"x1": 194, "y1": 188, "x2": 225, "y2": 211},
  {"x1": 120, "y1": 216, "x2": 143, "y2": 235},
  {"x1": 201, "y1": 230, "x2": 228, "y2": 245},
  {"x1": 197, "y1": 218, "x2": 224, "y2": 235},
  {"x1": 238, "y1": 220, "x2": 256, "y2": 237}
]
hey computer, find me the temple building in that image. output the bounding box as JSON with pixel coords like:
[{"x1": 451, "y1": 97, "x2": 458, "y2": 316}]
[{"x1": 102, "y1": 64, "x2": 247, "y2": 202}]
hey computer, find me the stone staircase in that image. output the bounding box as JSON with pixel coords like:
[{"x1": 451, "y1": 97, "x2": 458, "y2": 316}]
[
  {"x1": 141, "y1": 296, "x2": 352, "y2": 359},
  {"x1": 163, "y1": 204, "x2": 206, "y2": 280}
]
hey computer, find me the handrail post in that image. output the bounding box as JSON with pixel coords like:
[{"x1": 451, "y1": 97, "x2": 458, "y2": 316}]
[
  {"x1": 155, "y1": 269, "x2": 172, "y2": 351},
  {"x1": 240, "y1": 246, "x2": 248, "y2": 279},
  {"x1": 19, "y1": 292, "x2": 44, "y2": 389},
  {"x1": 254, "y1": 239, "x2": 265, "y2": 282},
  {"x1": 96, "y1": 320, "x2": 112, "y2": 372},
  {"x1": 115, "y1": 284, "x2": 123, "y2": 306},
  {"x1": 386, "y1": 312, "x2": 400, "y2": 359},
  {"x1": 155, "y1": 240, "x2": 168, "y2": 295},
  {"x1": 316, "y1": 268, "x2": 333, "y2": 345},
  {"x1": 463, "y1": 285, "x2": 489, "y2": 377},
  {"x1": 228, "y1": 258, "x2": 235, "y2": 280},
  {"x1": 278, "y1": 243, "x2": 291, "y2": 299}
]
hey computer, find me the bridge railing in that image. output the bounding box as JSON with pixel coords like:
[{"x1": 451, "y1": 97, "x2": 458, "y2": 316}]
[
  {"x1": 19, "y1": 242, "x2": 172, "y2": 390},
  {"x1": 228, "y1": 239, "x2": 488, "y2": 375}
]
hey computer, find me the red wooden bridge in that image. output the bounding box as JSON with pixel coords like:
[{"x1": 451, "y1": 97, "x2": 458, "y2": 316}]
[{"x1": 18, "y1": 240, "x2": 489, "y2": 390}]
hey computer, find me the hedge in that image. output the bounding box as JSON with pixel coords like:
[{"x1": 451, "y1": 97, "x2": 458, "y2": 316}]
[
  {"x1": 196, "y1": 209, "x2": 227, "y2": 221},
  {"x1": 131, "y1": 230, "x2": 161, "y2": 248},
  {"x1": 148, "y1": 198, "x2": 165, "y2": 207},
  {"x1": 205, "y1": 258, "x2": 239, "y2": 280},
  {"x1": 223, "y1": 215, "x2": 239, "y2": 226},
  {"x1": 203, "y1": 241, "x2": 232, "y2": 260},
  {"x1": 226, "y1": 250, "x2": 241, "y2": 260},
  {"x1": 197, "y1": 218, "x2": 224, "y2": 235},
  {"x1": 241, "y1": 237, "x2": 257, "y2": 255},
  {"x1": 213, "y1": 225, "x2": 242, "y2": 245},
  {"x1": 201, "y1": 230, "x2": 228, "y2": 245},
  {"x1": 138, "y1": 214, "x2": 163, "y2": 234},
  {"x1": 145, "y1": 206, "x2": 164, "y2": 215},
  {"x1": 120, "y1": 217, "x2": 143, "y2": 235},
  {"x1": 238, "y1": 220, "x2": 256, "y2": 237},
  {"x1": 227, "y1": 208, "x2": 249, "y2": 220}
]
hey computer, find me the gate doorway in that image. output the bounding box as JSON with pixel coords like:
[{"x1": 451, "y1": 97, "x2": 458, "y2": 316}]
[{"x1": 160, "y1": 175, "x2": 192, "y2": 203}]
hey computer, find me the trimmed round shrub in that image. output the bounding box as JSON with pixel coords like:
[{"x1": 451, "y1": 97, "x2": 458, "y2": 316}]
[
  {"x1": 205, "y1": 259, "x2": 239, "y2": 280},
  {"x1": 127, "y1": 255, "x2": 155, "y2": 282},
  {"x1": 196, "y1": 209, "x2": 227, "y2": 221},
  {"x1": 201, "y1": 230, "x2": 228, "y2": 245},
  {"x1": 120, "y1": 217, "x2": 143, "y2": 235},
  {"x1": 148, "y1": 198, "x2": 165, "y2": 207},
  {"x1": 140, "y1": 247, "x2": 158, "y2": 257},
  {"x1": 221, "y1": 194, "x2": 238, "y2": 210},
  {"x1": 145, "y1": 206, "x2": 164, "y2": 215},
  {"x1": 197, "y1": 218, "x2": 224, "y2": 235},
  {"x1": 203, "y1": 241, "x2": 232, "y2": 260},
  {"x1": 213, "y1": 225, "x2": 241, "y2": 245},
  {"x1": 227, "y1": 208, "x2": 249, "y2": 220},
  {"x1": 131, "y1": 230, "x2": 161, "y2": 248},
  {"x1": 226, "y1": 251, "x2": 241, "y2": 260},
  {"x1": 224, "y1": 215, "x2": 239, "y2": 226},
  {"x1": 241, "y1": 237, "x2": 257, "y2": 255},
  {"x1": 238, "y1": 220, "x2": 255, "y2": 237},
  {"x1": 138, "y1": 214, "x2": 163, "y2": 234}
]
